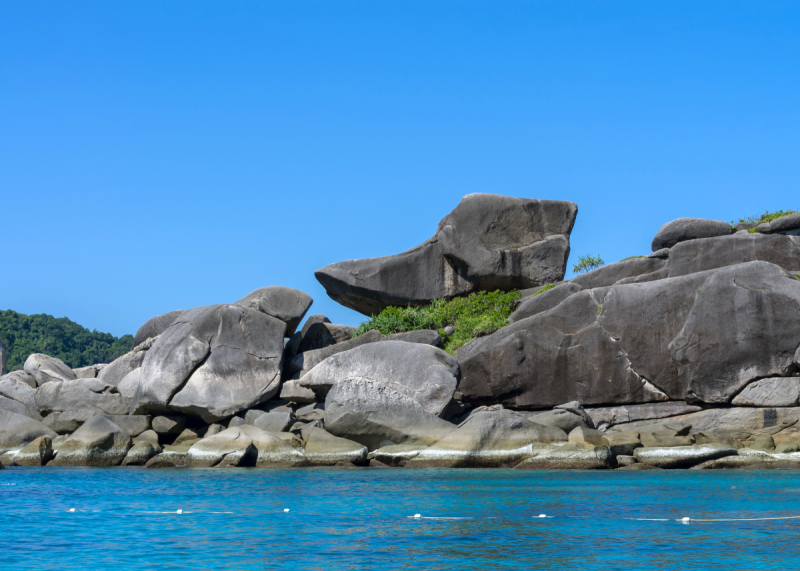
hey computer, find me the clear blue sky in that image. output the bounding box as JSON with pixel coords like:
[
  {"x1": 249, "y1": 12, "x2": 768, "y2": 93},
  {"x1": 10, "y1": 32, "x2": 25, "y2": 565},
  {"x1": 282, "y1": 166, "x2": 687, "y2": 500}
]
[{"x1": 1, "y1": 1, "x2": 798, "y2": 337}]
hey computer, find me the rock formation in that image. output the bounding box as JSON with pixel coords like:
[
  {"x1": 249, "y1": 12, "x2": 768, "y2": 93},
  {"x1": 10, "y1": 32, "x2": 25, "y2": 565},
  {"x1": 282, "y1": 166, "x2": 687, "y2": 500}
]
[
  {"x1": 2, "y1": 198, "x2": 800, "y2": 471},
  {"x1": 315, "y1": 194, "x2": 577, "y2": 316}
]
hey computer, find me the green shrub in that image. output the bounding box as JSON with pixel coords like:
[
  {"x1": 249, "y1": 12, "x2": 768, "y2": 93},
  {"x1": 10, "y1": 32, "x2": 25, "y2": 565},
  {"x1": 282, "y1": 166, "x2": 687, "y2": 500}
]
[
  {"x1": 532, "y1": 284, "x2": 556, "y2": 296},
  {"x1": 733, "y1": 209, "x2": 796, "y2": 227},
  {"x1": 352, "y1": 290, "x2": 520, "y2": 355},
  {"x1": 620, "y1": 255, "x2": 644, "y2": 261},
  {"x1": 572, "y1": 253, "x2": 605, "y2": 275}
]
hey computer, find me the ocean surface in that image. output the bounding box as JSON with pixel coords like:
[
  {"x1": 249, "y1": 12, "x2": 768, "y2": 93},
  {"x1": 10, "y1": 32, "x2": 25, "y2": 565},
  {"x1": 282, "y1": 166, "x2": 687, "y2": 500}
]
[{"x1": 3, "y1": 467, "x2": 800, "y2": 570}]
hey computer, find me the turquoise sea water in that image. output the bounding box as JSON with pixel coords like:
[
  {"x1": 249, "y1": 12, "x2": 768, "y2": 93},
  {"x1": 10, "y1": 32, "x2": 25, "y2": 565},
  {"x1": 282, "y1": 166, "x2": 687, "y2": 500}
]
[{"x1": 3, "y1": 468, "x2": 800, "y2": 570}]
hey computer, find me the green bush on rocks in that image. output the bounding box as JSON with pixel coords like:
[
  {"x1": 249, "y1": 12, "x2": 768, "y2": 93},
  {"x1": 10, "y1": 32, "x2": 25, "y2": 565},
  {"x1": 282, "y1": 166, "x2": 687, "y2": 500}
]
[{"x1": 352, "y1": 290, "x2": 520, "y2": 355}]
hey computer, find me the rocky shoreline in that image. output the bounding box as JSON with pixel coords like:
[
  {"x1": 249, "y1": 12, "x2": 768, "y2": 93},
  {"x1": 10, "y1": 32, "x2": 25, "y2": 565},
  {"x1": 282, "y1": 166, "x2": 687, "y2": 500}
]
[{"x1": 2, "y1": 194, "x2": 800, "y2": 471}]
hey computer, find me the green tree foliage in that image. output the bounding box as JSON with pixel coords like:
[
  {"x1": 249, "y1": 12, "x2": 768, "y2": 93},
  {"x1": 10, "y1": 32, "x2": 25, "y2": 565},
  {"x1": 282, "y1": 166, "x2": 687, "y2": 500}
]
[
  {"x1": 352, "y1": 290, "x2": 520, "y2": 355},
  {"x1": 0, "y1": 310, "x2": 133, "y2": 371},
  {"x1": 572, "y1": 253, "x2": 605, "y2": 275}
]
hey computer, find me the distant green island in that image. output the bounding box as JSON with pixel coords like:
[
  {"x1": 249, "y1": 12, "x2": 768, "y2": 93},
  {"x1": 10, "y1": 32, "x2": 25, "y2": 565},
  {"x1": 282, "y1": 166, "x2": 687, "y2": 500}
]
[{"x1": 0, "y1": 310, "x2": 133, "y2": 372}]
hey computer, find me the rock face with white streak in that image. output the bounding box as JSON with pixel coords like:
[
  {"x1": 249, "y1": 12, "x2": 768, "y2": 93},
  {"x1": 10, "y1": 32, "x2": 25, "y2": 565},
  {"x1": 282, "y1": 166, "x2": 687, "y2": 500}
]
[
  {"x1": 731, "y1": 377, "x2": 800, "y2": 407},
  {"x1": 458, "y1": 261, "x2": 800, "y2": 408},
  {"x1": 299, "y1": 341, "x2": 459, "y2": 417},
  {"x1": 135, "y1": 304, "x2": 286, "y2": 422},
  {"x1": 324, "y1": 377, "x2": 456, "y2": 449}
]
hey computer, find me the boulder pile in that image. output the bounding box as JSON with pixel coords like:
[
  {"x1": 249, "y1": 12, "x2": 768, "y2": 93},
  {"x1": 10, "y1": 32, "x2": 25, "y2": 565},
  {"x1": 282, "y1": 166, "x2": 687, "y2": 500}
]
[{"x1": 1, "y1": 196, "x2": 800, "y2": 470}]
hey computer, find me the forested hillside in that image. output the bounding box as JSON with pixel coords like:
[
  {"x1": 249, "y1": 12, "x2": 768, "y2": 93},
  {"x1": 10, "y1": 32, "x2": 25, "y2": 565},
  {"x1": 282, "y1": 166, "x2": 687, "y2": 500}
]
[{"x1": 0, "y1": 310, "x2": 133, "y2": 371}]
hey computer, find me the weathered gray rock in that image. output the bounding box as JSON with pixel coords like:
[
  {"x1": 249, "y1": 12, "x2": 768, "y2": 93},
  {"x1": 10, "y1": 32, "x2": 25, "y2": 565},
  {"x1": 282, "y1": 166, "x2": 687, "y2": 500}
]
[
  {"x1": 316, "y1": 194, "x2": 578, "y2": 316},
  {"x1": 173, "y1": 428, "x2": 202, "y2": 446},
  {"x1": 524, "y1": 409, "x2": 589, "y2": 433},
  {"x1": 103, "y1": 415, "x2": 150, "y2": 436},
  {"x1": 288, "y1": 330, "x2": 382, "y2": 376},
  {"x1": 667, "y1": 232, "x2": 800, "y2": 277},
  {"x1": 368, "y1": 443, "x2": 425, "y2": 466},
  {"x1": 133, "y1": 429, "x2": 160, "y2": 447},
  {"x1": 24, "y1": 354, "x2": 77, "y2": 385},
  {"x1": 616, "y1": 455, "x2": 638, "y2": 467},
  {"x1": 236, "y1": 424, "x2": 306, "y2": 467},
  {"x1": 252, "y1": 411, "x2": 295, "y2": 434},
  {"x1": 72, "y1": 364, "x2": 105, "y2": 379},
  {"x1": 383, "y1": 330, "x2": 442, "y2": 347},
  {"x1": 133, "y1": 310, "x2": 185, "y2": 347},
  {"x1": 136, "y1": 304, "x2": 286, "y2": 422},
  {"x1": 13, "y1": 435, "x2": 54, "y2": 466},
  {"x1": 296, "y1": 403, "x2": 325, "y2": 423},
  {"x1": 324, "y1": 377, "x2": 456, "y2": 449},
  {"x1": 293, "y1": 321, "x2": 358, "y2": 355},
  {"x1": 406, "y1": 409, "x2": 567, "y2": 468},
  {"x1": 732, "y1": 377, "x2": 800, "y2": 407},
  {"x1": 570, "y1": 257, "x2": 667, "y2": 290},
  {"x1": 300, "y1": 341, "x2": 459, "y2": 417},
  {"x1": 234, "y1": 286, "x2": 313, "y2": 337},
  {"x1": 121, "y1": 441, "x2": 159, "y2": 466},
  {"x1": 634, "y1": 444, "x2": 737, "y2": 468},
  {"x1": 0, "y1": 370, "x2": 37, "y2": 389},
  {"x1": 152, "y1": 415, "x2": 186, "y2": 435},
  {"x1": 460, "y1": 261, "x2": 800, "y2": 409},
  {"x1": 145, "y1": 445, "x2": 190, "y2": 468},
  {"x1": 280, "y1": 380, "x2": 318, "y2": 404},
  {"x1": 514, "y1": 446, "x2": 615, "y2": 469},
  {"x1": 509, "y1": 282, "x2": 582, "y2": 324},
  {"x1": 586, "y1": 402, "x2": 702, "y2": 431},
  {"x1": 186, "y1": 427, "x2": 257, "y2": 467},
  {"x1": 651, "y1": 218, "x2": 733, "y2": 251},
  {"x1": 748, "y1": 435, "x2": 776, "y2": 451},
  {"x1": 568, "y1": 426, "x2": 609, "y2": 448},
  {"x1": 603, "y1": 430, "x2": 642, "y2": 456},
  {"x1": 50, "y1": 415, "x2": 132, "y2": 466},
  {"x1": 302, "y1": 426, "x2": 368, "y2": 466},
  {"x1": 97, "y1": 348, "x2": 148, "y2": 387},
  {"x1": 457, "y1": 290, "x2": 669, "y2": 409},
  {"x1": 754, "y1": 212, "x2": 800, "y2": 235},
  {"x1": 635, "y1": 423, "x2": 694, "y2": 447},
  {"x1": 35, "y1": 378, "x2": 131, "y2": 433},
  {"x1": 0, "y1": 374, "x2": 41, "y2": 420}
]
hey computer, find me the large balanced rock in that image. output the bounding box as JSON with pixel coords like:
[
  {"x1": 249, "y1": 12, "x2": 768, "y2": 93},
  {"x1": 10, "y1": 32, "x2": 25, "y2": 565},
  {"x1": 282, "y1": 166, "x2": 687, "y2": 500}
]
[
  {"x1": 24, "y1": 354, "x2": 76, "y2": 385},
  {"x1": 651, "y1": 218, "x2": 733, "y2": 251},
  {"x1": 50, "y1": 415, "x2": 132, "y2": 466},
  {"x1": 133, "y1": 310, "x2": 185, "y2": 347},
  {"x1": 458, "y1": 261, "x2": 800, "y2": 408},
  {"x1": 135, "y1": 304, "x2": 286, "y2": 422},
  {"x1": 234, "y1": 286, "x2": 313, "y2": 337},
  {"x1": 186, "y1": 427, "x2": 258, "y2": 467},
  {"x1": 315, "y1": 194, "x2": 578, "y2": 316},
  {"x1": 406, "y1": 408, "x2": 567, "y2": 468},
  {"x1": 0, "y1": 410, "x2": 56, "y2": 454},
  {"x1": 35, "y1": 378, "x2": 132, "y2": 433},
  {"x1": 324, "y1": 377, "x2": 456, "y2": 449}
]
